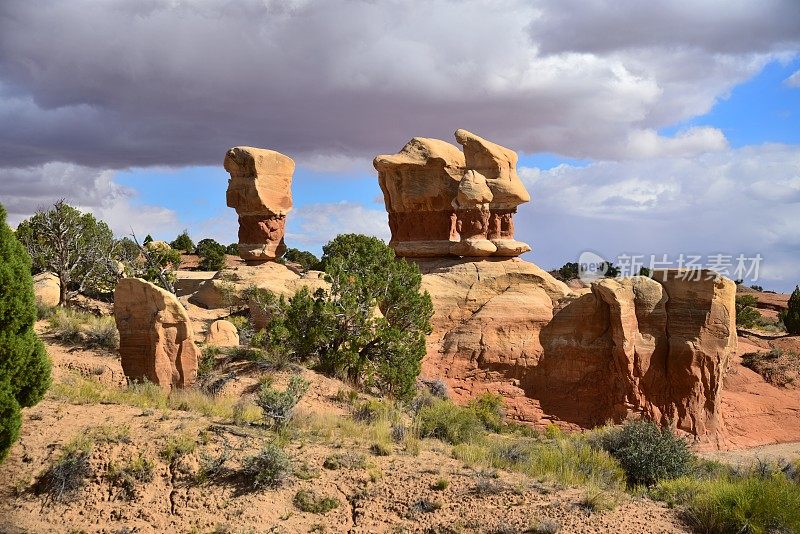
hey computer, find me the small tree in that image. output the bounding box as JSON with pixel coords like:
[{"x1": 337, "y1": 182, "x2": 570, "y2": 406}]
[
  {"x1": 169, "y1": 230, "x2": 195, "y2": 253},
  {"x1": 225, "y1": 243, "x2": 239, "y2": 255},
  {"x1": 256, "y1": 375, "x2": 310, "y2": 428},
  {"x1": 0, "y1": 204, "x2": 52, "y2": 462},
  {"x1": 785, "y1": 286, "x2": 800, "y2": 335},
  {"x1": 16, "y1": 201, "x2": 116, "y2": 305},
  {"x1": 196, "y1": 238, "x2": 227, "y2": 271},
  {"x1": 119, "y1": 235, "x2": 181, "y2": 293}
]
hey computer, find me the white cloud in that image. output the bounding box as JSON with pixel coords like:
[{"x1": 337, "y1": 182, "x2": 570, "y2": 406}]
[
  {"x1": 785, "y1": 69, "x2": 800, "y2": 87},
  {"x1": 517, "y1": 144, "x2": 800, "y2": 290},
  {"x1": 0, "y1": 162, "x2": 181, "y2": 238},
  {"x1": 286, "y1": 201, "x2": 389, "y2": 253}
]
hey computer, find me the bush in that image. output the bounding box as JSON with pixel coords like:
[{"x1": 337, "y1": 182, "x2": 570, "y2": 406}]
[
  {"x1": 225, "y1": 243, "x2": 239, "y2": 255},
  {"x1": 241, "y1": 443, "x2": 291, "y2": 489},
  {"x1": 416, "y1": 399, "x2": 486, "y2": 445},
  {"x1": 468, "y1": 393, "x2": 505, "y2": 433},
  {"x1": 786, "y1": 286, "x2": 800, "y2": 335},
  {"x1": 170, "y1": 230, "x2": 195, "y2": 253},
  {"x1": 598, "y1": 419, "x2": 692, "y2": 486},
  {"x1": 322, "y1": 451, "x2": 366, "y2": 470},
  {"x1": 196, "y1": 238, "x2": 227, "y2": 271},
  {"x1": 293, "y1": 489, "x2": 339, "y2": 513},
  {"x1": 0, "y1": 204, "x2": 51, "y2": 462},
  {"x1": 652, "y1": 475, "x2": 800, "y2": 534},
  {"x1": 255, "y1": 375, "x2": 309, "y2": 428},
  {"x1": 735, "y1": 295, "x2": 762, "y2": 328}
]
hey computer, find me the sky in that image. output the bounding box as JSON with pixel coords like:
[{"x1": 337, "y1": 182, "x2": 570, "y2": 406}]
[{"x1": 0, "y1": 0, "x2": 799, "y2": 290}]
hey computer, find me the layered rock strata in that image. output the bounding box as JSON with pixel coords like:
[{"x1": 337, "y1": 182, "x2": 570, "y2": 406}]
[
  {"x1": 225, "y1": 146, "x2": 294, "y2": 263},
  {"x1": 375, "y1": 130, "x2": 530, "y2": 258}
]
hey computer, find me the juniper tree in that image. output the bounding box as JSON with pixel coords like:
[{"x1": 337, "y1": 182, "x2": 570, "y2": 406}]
[
  {"x1": 0, "y1": 204, "x2": 51, "y2": 461},
  {"x1": 785, "y1": 286, "x2": 800, "y2": 335}
]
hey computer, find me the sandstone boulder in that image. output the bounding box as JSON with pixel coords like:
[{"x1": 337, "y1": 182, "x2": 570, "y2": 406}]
[
  {"x1": 205, "y1": 319, "x2": 239, "y2": 347},
  {"x1": 114, "y1": 278, "x2": 199, "y2": 390},
  {"x1": 189, "y1": 262, "x2": 329, "y2": 310},
  {"x1": 374, "y1": 130, "x2": 531, "y2": 258},
  {"x1": 32, "y1": 272, "x2": 60, "y2": 307},
  {"x1": 418, "y1": 259, "x2": 737, "y2": 440},
  {"x1": 225, "y1": 146, "x2": 294, "y2": 263}
]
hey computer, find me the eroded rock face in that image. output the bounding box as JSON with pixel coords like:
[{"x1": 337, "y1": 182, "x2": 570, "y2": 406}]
[
  {"x1": 114, "y1": 278, "x2": 199, "y2": 390},
  {"x1": 375, "y1": 130, "x2": 530, "y2": 258},
  {"x1": 418, "y1": 259, "x2": 737, "y2": 441},
  {"x1": 225, "y1": 146, "x2": 294, "y2": 263}
]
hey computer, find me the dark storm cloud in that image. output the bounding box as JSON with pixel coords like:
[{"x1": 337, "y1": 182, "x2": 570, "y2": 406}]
[{"x1": 0, "y1": 0, "x2": 797, "y2": 171}]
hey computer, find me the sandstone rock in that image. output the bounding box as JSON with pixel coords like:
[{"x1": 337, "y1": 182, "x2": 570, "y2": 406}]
[
  {"x1": 189, "y1": 262, "x2": 329, "y2": 310},
  {"x1": 225, "y1": 146, "x2": 294, "y2": 263},
  {"x1": 374, "y1": 130, "x2": 531, "y2": 258},
  {"x1": 32, "y1": 272, "x2": 60, "y2": 307},
  {"x1": 418, "y1": 259, "x2": 737, "y2": 440},
  {"x1": 114, "y1": 278, "x2": 199, "y2": 390},
  {"x1": 205, "y1": 319, "x2": 239, "y2": 347}
]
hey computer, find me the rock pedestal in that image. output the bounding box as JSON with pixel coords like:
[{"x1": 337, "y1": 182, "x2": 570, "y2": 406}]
[
  {"x1": 114, "y1": 278, "x2": 199, "y2": 390},
  {"x1": 374, "y1": 129, "x2": 530, "y2": 258},
  {"x1": 225, "y1": 146, "x2": 294, "y2": 263}
]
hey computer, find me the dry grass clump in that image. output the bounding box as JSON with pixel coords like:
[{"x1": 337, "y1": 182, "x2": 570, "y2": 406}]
[
  {"x1": 293, "y1": 489, "x2": 339, "y2": 514},
  {"x1": 453, "y1": 436, "x2": 625, "y2": 491},
  {"x1": 107, "y1": 452, "x2": 155, "y2": 499},
  {"x1": 741, "y1": 348, "x2": 799, "y2": 388},
  {"x1": 52, "y1": 373, "x2": 261, "y2": 424},
  {"x1": 33, "y1": 436, "x2": 93, "y2": 503},
  {"x1": 47, "y1": 307, "x2": 119, "y2": 349}
]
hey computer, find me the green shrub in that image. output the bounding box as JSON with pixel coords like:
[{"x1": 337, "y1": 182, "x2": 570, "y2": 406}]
[
  {"x1": 255, "y1": 375, "x2": 309, "y2": 429},
  {"x1": 196, "y1": 238, "x2": 227, "y2": 271},
  {"x1": 293, "y1": 489, "x2": 339, "y2": 513},
  {"x1": 282, "y1": 248, "x2": 320, "y2": 271},
  {"x1": 652, "y1": 475, "x2": 800, "y2": 534},
  {"x1": 323, "y1": 451, "x2": 366, "y2": 470},
  {"x1": 160, "y1": 433, "x2": 197, "y2": 463},
  {"x1": 417, "y1": 399, "x2": 486, "y2": 445},
  {"x1": 241, "y1": 443, "x2": 291, "y2": 489},
  {"x1": 786, "y1": 286, "x2": 800, "y2": 335},
  {"x1": 467, "y1": 393, "x2": 505, "y2": 432},
  {"x1": 735, "y1": 295, "x2": 762, "y2": 328},
  {"x1": 170, "y1": 230, "x2": 195, "y2": 253},
  {"x1": 598, "y1": 420, "x2": 692, "y2": 486},
  {"x1": 0, "y1": 204, "x2": 51, "y2": 462},
  {"x1": 431, "y1": 478, "x2": 449, "y2": 490}
]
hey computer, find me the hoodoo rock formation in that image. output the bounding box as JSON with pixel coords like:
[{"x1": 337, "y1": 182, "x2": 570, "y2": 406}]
[
  {"x1": 375, "y1": 129, "x2": 530, "y2": 258},
  {"x1": 375, "y1": 130, "x2": 737, "y2": 442},
  {"x1": 418, "y1": 259, "x2": 737, "y2": 442},
  {"x1": 114, "y1": 278, "x2": 199, "y2": 390},
  {"x1": 225, "y1": 146, "x2": 294, "y2": 263}
]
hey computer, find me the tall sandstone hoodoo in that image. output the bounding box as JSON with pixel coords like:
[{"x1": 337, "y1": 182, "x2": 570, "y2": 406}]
[
  {"x1": 375, "y1": 129, "x2": 530, "y2": 258},
  {"x1": 375, "y1": 130, "x2": 737, "y2": 443},
  {"x1": 114, "y1": 278, "x2": 199, "y2": 390},
  {"x1": 225, "y1": 146, "x2": 294, "y2": 263}
]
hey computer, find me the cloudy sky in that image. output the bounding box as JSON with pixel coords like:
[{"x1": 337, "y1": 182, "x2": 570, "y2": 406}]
[{"x1": 1, "y1": 0, "x2": 799, "y2": 289}]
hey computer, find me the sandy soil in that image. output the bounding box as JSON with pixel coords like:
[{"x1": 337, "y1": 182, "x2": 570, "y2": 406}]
[{"x1": 0, "y1": 336, "x2": 691, "y2": 534}]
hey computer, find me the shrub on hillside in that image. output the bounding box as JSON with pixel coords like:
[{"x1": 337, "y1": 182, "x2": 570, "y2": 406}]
[
  {"x1": 33, "y1": 440, "x2": 92, "y2": 502},
  {"x1": 281, "y1": 247, "x2": 320, "y2": 271},
  {"x1": 255, "y1": 375, "x2": 309, "y2": 429},
  {"x1": 416, "y1": 399, "x2": 487, "y2": 444},
  {"x1": 241, "y1": 443, "x2": 291, "y2": 489},
  {"x1": 47, "y1": 308, "x2": 119, "y2": 349},
  {"x1": 0, "y1": 204, "x2": 51, "y2": 462},
  {"x1": 196, "y1": 238, "x2": 227, "y2": 271},
  {"x1": 595, "y1": 419, "x2": 692, "y2": 486}
]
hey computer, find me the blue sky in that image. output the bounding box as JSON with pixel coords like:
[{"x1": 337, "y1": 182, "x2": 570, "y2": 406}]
[{"x1": 1, "y1": 1, "x2": 798, "y2": 290}]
